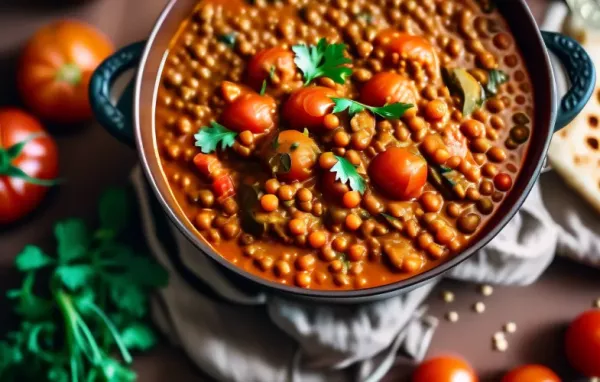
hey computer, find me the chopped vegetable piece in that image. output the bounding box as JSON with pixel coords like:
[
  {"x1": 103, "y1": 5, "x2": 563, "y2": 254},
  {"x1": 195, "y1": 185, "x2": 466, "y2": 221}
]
[
  {"x1": 292, "y1": 38, "x2": 352, "y2": 85},
  {"x1": 330, "y1": 155, "x2": 367, "y2": 194},
  {"x1": 331, "y1": 97, "x2": 413, "y2": 120},
  {"x1": 213, "y1": 174, "x2": 235, "y2": 199},
  {"x1": 194, "y1": 122, "x2": 237, "y2": 154},
  {"x1": 443, "y1": 68, "x2": 484, "y2": 116},
  {"x1": 193, "y1": 153, "x2": 221, "y2": 177}
]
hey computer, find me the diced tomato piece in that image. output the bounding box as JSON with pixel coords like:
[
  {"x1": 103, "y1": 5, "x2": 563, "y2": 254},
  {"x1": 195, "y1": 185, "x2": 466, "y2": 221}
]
[
  {"x1": 193, "y1": 153, "x2": 221, "y2": 177},
  {"x1": 212, "y1": 174, "x2": 235, "y2": 199}
]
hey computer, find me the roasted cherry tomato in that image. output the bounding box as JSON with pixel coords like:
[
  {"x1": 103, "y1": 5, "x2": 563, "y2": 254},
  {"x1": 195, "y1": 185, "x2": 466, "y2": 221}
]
[
  {"x1": 565, "y1": 310, "x2": 600, "y2": 377},
  {"x1": 282, "y1": 86, "x2": 336, "y2": 131},
  {"x1": 412, "y1": 356, "x2": 478, "y2": 382},
  {"x1": 376, "y1": 30, "x2": 439, "y2": 75},
  {"x1": 501, "y1": 364, "x2": 560, "y2": 382},
  {"x1": 221, "y1": 81, "x2": 255, "y2": 103},
  {"x1": 220, "y1": 93, "x2": 276, "y2": 133},
  {"x1": 246, "y1": 47, "x2": 297, "y2": 90},
  {"x1": 368, "y1": 146, "x2": 427, "y2": 200},
  {"x1": 17, "y1": 20, "x2": 114, "y2": 124},
  {"x1": 0, "y1": 109, "x2": 59, "y2": 224},
  {"x1": 359, "y1": 72, "x2": 418, "y2": 107},
  {"x1": 265, "y1": 130, "x2": 319, "y2": 182}
]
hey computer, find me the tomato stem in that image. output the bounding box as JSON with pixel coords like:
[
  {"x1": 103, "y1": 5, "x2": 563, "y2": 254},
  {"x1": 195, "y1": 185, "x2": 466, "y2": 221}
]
[{"x1": 56, "y1": 63, "x2": 82, "y2": 85}]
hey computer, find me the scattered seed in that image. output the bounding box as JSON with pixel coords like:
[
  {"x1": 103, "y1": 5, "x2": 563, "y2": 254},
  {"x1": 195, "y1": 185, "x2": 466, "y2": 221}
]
[
  {"x1": 442, "y1": 290, "x2": 455, "y2": 303},
  {"x1": 493, "y1": 331, "x2": 505, "y2": 341},
  {"x1": 594, "y1": 298, "x2": 600, "y2": 308},
  {"x1": 446, "y1": 311, "x2": 459, "y2": 323},
  {"x1": 493, "y1": 338, "x2": 509, "y2": 352},
  {"x1": 479, "y1": 284, "x2": 493, "y2": 296},
  {"x1": 473, "y1": 301, "x2": 485, "y2": 313},
  {"x1": 504, "y1": 322, "x2": 517, "y2": 333}
]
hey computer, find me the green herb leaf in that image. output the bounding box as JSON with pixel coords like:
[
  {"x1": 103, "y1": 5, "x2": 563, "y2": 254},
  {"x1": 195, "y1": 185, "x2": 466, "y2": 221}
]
[
  {"x1": 15, "y1": 246, "x2": 53, "y2": 272},
  {"x1": 330, "y1": 156, "x2": 366, "y2": 194},
  {"x1": 47, "y1": 367, "x2": 69, "y2": 382},
  {"x1": 56, "y1": 265, "x2": 95, "y2": 291},
  {"x1": 292, "y1": 37, "x2": 352, "y2": 85},
  {"x1": 218, "y1": 32, "x2": 237, "y2": 47},
  {"x1": 303, "y1": 128, "x2": 309, "y2": 137},
  {"x1": 7, "y1": 273, "x2": 53, "y2": 321},
  {"x1": 484, "y1": 69, "x2": 508, "y2": 97},
  {"x1": 194, "y1": 121, "x2": 238, "y2": 154},
  {"x1": 279, "y1": 153, "x2": 292, "y2": 173},
  {"x1": 98, "y1": 188, "x2": 130, "y2": 239},
  {"x1": 331, "y1": 97, "x2": 413, "y2": 120},
  {"x1": 110, "y1": 284, "x2": 147, "y2": 318},
  {"x1": 290, "y1": 142, "x2": 299, "y2": 151},
  {"x1": 259, "y1": 79, "x2": 268, "y2": 96},
  {"x1": 97, "y1": 358, "x2": 137, "y2": 382},
  {"x1": 120, "y1": 323, "x2": 157, "y2": 351},
  {"x1": 269, "y1": 65, "x2": 276, "y2": 79},
  {"x1": 55, "y1": 219, "x2": 89, "y2": 264}
]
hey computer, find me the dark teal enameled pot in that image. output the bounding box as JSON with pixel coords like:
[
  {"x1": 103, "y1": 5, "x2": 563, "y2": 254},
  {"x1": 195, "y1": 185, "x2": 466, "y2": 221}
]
[{"x1": 89, "y1": 0, "x2": 595, "y2": 303}]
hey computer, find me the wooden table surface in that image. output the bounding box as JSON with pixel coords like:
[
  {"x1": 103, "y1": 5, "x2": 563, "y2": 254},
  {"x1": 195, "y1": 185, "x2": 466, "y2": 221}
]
[{"x1": 1, "y1": 1, "x2": 598, "y2": 381}]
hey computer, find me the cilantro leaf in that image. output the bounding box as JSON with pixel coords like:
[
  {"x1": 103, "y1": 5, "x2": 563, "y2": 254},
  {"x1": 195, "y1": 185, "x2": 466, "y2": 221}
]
[
  {"x1": 330, "y1": 156, "x2": 366, "y2": 194},
  {"x1": 47, "y1": 367, "x2": 69, "y2": 382},
  {"x1": 56, "y1": 265, "x2": 95, "y2": 291},
  {"x1": 110, "y1": 284, "x2": 147, "y2": 318},
  {"x1": 96, "y1": 358, "x2": 137, "y2": 382},
  {"x1": 292, "y1": 38, "x2": 352, "y2": 85},
  {"x1": 331, "y1": 97, "x2": 413, "y2": 120},
  {"x1": 15, "y1": 246, "x2": 53, "y2": 272},
  {"x1": 7, "y1": 273, "x2": 53, "y2": 321},
  {"x1": 194, "y1": 121, "x2": 237, "y2": 154},
  {"x1": 55, "y1": 219, "x2": 89, "y2": 264},
  {"x1": 484, "y1": 69, "x2": 508, "y2": 97},
  {"x1": 120, "y1": 323, "x2": 157, "y2": 351},
  {"x1": 98, "y1": 188, "x2": 130, "y2": 238}
]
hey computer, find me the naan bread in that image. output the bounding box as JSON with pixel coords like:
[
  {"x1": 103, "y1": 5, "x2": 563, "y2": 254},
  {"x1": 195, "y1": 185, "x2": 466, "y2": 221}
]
[{"x1": 548, "y1": 32, "x2": 600, "y2": 214}]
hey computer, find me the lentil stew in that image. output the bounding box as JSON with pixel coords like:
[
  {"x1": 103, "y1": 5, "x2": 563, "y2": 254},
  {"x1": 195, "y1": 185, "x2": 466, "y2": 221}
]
[{"x1": 155, "y1": 0, "x2": 534, "y2": 290}]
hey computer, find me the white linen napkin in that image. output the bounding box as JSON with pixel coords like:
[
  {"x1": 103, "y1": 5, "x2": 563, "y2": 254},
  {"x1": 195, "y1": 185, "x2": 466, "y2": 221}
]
[{"x1": 129, "y1": 3, "x2": 599, "y2": 381}]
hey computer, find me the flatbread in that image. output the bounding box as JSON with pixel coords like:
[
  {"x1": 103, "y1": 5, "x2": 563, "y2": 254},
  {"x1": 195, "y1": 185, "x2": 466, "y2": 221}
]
[{"x1": 547, "y1": 32, "x2": 600, "y2": 214}]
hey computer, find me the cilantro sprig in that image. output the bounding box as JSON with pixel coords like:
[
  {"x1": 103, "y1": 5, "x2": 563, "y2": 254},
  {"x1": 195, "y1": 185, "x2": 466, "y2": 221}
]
[
  {"x1": 194, "y1": 121, "x2": 237, "y2": 154},
  {"x1": 292, "y1": 38, "x2": 352, "y2": 85},
  {"x1": 330, "y1": 155, "x2": 366, "y2": 194},
  {"x1": 0, "y1": 188, "x2": 168, "y2": 382},
  {"x1": 331, "y1": 97, "x2": 413, "y2": 120}
]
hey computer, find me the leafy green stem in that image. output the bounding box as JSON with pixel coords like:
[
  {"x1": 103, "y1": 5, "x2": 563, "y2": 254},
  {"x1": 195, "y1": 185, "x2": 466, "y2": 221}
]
[{"x1": 86, "y1": 303, "x2": 132, "y2": 364}]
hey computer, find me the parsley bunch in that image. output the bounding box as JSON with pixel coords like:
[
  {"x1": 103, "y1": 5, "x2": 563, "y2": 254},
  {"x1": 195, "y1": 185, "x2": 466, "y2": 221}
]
[{"x1": 0, "y1": 188, "x2": 168, "y2": 382}]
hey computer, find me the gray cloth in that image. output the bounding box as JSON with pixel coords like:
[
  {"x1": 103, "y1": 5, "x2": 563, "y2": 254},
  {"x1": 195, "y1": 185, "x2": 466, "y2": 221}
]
[{"x1": 129, "y1": 4, "x2": 599, "y2": 380}]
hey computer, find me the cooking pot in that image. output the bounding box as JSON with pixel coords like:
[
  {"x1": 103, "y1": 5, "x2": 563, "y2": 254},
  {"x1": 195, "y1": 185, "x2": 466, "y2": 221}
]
[{"x1": 89, "y1": 0, "x2": 596, "y2": 303}]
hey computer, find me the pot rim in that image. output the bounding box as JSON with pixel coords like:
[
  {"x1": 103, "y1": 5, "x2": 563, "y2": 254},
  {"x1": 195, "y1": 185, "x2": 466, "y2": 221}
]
[{"x1": 134, "y1": 0, "x2": 557, "y2": 301}]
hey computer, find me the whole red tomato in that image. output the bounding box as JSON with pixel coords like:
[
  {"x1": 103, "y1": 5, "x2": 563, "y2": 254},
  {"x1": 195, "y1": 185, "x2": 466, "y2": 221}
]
[
  {"x1": 368, "y1": 146, "x2": 428, "y2": 200},
  {"x1": 413, "y1": 356, "x2": 478, "y2": 382},
  {"x1": 0, "y1": 109, "x2": 59, "y2": 224},
  {"x1": 359, "y1": 72, "x2": 418, "y2": 107},
  {"x1": 565, "y1": 309, "x2": 600, "y2": 377},
  {"x1": 246, "y1": 47, "x2": 297, "y2": 90},
  {"x1": 220, "y1": 93, "x2": 277, "y2": 134},
  {"x1": 17, "y1": 20, "x2": 114, "y2": 124},
  {"x1": 501, "y1": 364, "x2": 560, "y2": 382},
  {"x1": 282, "y1": 86, "x2": 336, "y2": 131}
]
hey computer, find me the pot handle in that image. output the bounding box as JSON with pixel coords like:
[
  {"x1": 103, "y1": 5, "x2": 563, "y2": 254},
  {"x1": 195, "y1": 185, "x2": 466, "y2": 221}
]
[
  {"x1": 89, "y1": 41, "x2": 146, "y2": 147},
  {"x1": 541, "y1": 31, "x2": 596, "y2": 131}
]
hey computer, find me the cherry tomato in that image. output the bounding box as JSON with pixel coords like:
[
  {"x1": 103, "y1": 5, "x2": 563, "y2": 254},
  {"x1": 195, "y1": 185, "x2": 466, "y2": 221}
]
[
  {"x1": 246, "y1": 47, "x2": 297, "y2": 90},
  {"x1": 565, "y1": 310, "x2": 600, "y2": 377},
  {"x1": 0, "y1": 109, "x2": 59, "y2": 224},
  {"x1": 17, "y1": 20, "x2": 114, "y2": 124},
  {"x1": 368, "y1": 146, "x2": 427, "y2": 200},
  {"x1": 376, "y1": 29, "x2": 439, "y2": 74},
  {"x1": 282, "y1": 86, "x2": 336, "y2": 131},
  {"x1": 220, "y1": 93, "x2": 276, "y2": 133},
  {"x1": 412, "y1": 356, "x2": 478, "y2": 382},
  {"x1": 359, "y1": 72, "x2": 418, "y2": 107},
  {"x1": 221, "y1": 81, "x2": 254, "y2": 103},
  {"x1": 501, "y1": 365, "x2": 560, "y2": 382},
  {"x1": 265, "y1": 130, "x2": 319, "y2": 182}
]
